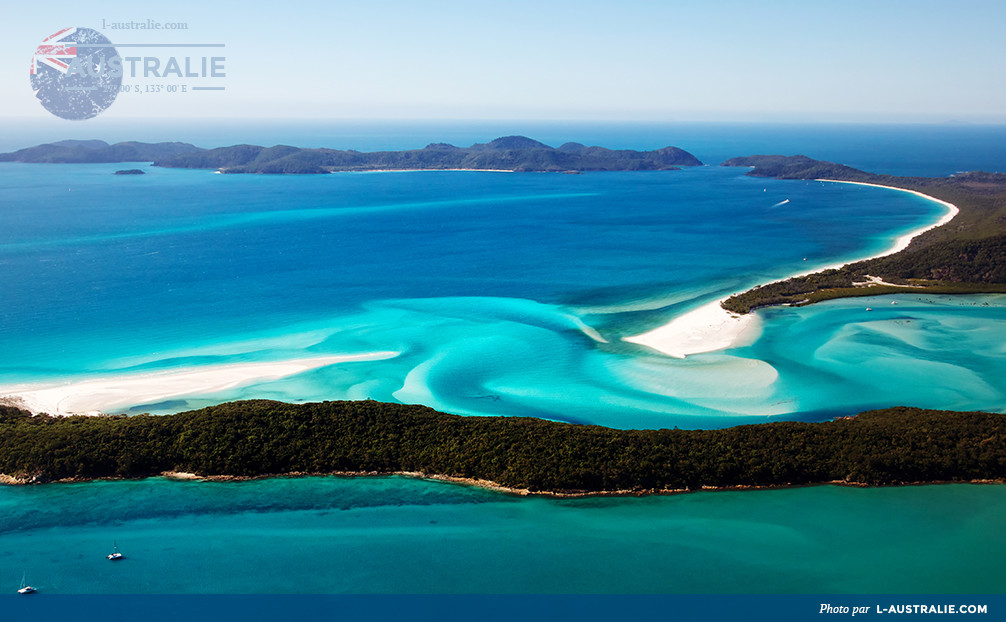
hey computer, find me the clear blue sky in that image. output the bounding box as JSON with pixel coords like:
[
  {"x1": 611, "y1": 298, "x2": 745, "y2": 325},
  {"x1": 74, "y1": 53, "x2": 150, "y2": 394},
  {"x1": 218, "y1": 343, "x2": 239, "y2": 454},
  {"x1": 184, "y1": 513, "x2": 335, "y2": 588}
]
[{"x1": 3, "y1": 0, "x2": 1005, "y2": 122}]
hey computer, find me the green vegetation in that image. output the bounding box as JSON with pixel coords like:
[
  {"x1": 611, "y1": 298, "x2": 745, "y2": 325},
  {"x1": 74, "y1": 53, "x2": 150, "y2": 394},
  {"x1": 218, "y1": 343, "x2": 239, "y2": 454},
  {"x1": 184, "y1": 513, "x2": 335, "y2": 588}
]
[
  {"x1": 721, "y1": 154, "x2": 872, "y2": 181},
  {"x1": 0, "y1": 137, "x2": 703, "y2": 173},
  {"x1": 150, "y1": 136, "x2": 702, "y2": 173},
  {"x1": 1, "y1": 400, "x2": 1004, "y2": 493},
  {"x1": 721, "y1": 158, "x2": 1006, "y2": 313},
  {"x1": 0, "y1": 140, "x2": 200, "y2": 163},
  {"x1": 723, "y1": 270, "x2": 1006, "y2": 314}
]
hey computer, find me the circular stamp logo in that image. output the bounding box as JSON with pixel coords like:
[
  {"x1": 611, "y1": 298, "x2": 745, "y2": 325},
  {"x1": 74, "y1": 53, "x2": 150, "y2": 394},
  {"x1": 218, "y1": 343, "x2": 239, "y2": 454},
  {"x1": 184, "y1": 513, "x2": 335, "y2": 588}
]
[{"x1": 30, "y1": 27, "x2": 122, "y2": 120}]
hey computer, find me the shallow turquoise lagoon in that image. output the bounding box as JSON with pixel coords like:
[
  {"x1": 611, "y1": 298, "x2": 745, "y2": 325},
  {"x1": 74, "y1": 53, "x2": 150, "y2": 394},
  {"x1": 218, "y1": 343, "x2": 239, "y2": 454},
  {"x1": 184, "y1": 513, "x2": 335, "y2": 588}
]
[
  {"x1": 0, "y1": 162, "x2": 998, "y2": 428},
  {"x1": 2, "y1": 124, "x2": 1005, "y2": 594}
]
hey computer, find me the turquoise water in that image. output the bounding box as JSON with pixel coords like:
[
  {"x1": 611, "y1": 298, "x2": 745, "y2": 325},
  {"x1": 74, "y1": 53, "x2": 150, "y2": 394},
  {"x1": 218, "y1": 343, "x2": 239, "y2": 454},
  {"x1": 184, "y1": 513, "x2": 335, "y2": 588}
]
[
  {"x1": 1, "y1": 161, "x2": 997, "y2": 428},
  {"x1": 2, "y1": 476, "x2": 1004, "y2": 594},
  {"x1": 2, "y1": 123, "x2": 1006, "y2": 593},
  {"x1": 737, "y1": 295, "x2": 1006, "y2": 416}
]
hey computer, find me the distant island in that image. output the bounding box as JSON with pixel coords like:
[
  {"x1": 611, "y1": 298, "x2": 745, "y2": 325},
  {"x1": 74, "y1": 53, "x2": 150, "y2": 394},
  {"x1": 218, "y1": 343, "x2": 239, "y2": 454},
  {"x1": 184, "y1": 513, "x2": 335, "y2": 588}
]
[
  {"x1": 114, "y1": 169, "x2": 145, "y2": 175},
  {"x1": 0, "y1": 136, "x2": 703, "y2": 174},
  {"x1": 720, "y1": 155, "x2": 1006, "y2": 313},
  {"x1": 0, "y1": 399, "x2": 1003, "y2": 495},
  {"x1": 4, "y1": 140, "x2": 1002, "y2": 312},
  {"x1": 2, "y1": 146, "x2": 1005, "y2": 497},
  {"x1": 0, "y1": 139, "x2": 199, "y2": 163}
]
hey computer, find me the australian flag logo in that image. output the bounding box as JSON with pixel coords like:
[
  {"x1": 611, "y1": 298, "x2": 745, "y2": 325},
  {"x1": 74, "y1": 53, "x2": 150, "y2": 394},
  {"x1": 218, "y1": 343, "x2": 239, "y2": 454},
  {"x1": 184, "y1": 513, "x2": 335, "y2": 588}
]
[{"x1": 31, "y1": 27, "x2": 79, "y2": 75}]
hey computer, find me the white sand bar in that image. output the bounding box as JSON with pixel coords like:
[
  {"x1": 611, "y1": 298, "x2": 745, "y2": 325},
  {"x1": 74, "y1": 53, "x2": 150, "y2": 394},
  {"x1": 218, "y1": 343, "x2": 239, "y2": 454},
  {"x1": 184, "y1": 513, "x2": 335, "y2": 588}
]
[
  {"x1": 0, "y1": 352, "x2": 398, "y2": 416},
  {"x1": 625, "y1": 180, "x2": 959, "y2": 358},
  {"x1": 623, "y1": 301, "x2": 758, "y2": 359}
]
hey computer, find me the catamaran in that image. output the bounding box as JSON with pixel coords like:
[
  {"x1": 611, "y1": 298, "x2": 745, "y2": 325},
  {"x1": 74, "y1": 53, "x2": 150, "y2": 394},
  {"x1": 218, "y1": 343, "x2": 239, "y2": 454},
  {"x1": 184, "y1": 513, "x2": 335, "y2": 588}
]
[{"x1": 107, "y1": 542, "x2": 123, "y2": 561}]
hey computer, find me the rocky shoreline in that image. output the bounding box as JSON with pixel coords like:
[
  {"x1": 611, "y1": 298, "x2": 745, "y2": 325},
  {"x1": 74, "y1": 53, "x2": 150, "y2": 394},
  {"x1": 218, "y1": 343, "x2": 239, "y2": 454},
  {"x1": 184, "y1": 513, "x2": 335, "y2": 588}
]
[{"x1": 1, "y1": 468, "x2": 1000, "y2": 501}]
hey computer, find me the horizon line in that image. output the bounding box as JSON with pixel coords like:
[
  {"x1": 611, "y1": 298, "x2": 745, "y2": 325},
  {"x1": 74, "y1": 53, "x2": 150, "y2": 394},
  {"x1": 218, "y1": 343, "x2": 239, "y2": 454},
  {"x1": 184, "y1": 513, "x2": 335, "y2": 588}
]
[{"x1": 3, "y1": 116, "x2": 1006, "y2": 127}]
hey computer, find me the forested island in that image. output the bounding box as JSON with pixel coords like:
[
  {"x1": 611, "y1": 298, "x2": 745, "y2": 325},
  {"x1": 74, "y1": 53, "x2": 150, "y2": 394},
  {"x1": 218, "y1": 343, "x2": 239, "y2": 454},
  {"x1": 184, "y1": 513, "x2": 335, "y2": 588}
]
[
  {"x1": 1, "y1": 399, "x2": 1004, "y2": 495},
  {"x1": 0, "y1": 137, "x2": 702, "y2": 173},
  {"x1": 0, "y1": 139, "x2": 200, "y2": 163},
  {"x1": 1, "y1": 145, "x2": 1005, "y2": 496},
  {"x1": 720, "y1": 155, "x2": 1006, "y2": 312}
]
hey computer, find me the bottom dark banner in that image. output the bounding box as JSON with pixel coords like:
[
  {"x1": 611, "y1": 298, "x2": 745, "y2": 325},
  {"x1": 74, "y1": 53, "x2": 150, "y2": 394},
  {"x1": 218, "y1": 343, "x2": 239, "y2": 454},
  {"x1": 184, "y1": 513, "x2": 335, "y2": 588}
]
[{"x1": 0, "y1": 595, "x2": 1002, "y2": 622}]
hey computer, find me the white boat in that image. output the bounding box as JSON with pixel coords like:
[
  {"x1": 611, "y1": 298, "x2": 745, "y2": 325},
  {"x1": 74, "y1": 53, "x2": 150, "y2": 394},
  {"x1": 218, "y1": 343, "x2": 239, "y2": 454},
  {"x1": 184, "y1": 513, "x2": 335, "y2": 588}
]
[
  {"x1": 17, "y1": 571, "x2": 35, "y2": 594},
  {"x1": 107, "y1": 541, "x2": 124, "y2": 561}
]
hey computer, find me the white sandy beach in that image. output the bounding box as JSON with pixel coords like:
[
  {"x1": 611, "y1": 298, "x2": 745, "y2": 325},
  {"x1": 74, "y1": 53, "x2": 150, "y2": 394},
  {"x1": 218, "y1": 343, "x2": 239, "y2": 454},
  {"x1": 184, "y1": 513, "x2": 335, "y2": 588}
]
[
  {"x1": 817, "y1": 180, "x2": 959, "y2": 258},
  {"x1": 624, "y1": 180, "x2": 959, "y2": 358},
  {"x1": 623, "y1": 301, "x2": 760, "y2": 359},
  {"x1": 0, "y1": 352, "x2": 398, "y2": 416}
]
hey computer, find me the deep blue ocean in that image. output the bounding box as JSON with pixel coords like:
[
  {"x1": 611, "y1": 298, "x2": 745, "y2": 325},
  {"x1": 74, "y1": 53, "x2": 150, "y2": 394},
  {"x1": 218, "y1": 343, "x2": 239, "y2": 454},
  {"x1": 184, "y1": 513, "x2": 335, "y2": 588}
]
[{"x1": 1, "y1": 121, "x2": 1004, "y2": 593}]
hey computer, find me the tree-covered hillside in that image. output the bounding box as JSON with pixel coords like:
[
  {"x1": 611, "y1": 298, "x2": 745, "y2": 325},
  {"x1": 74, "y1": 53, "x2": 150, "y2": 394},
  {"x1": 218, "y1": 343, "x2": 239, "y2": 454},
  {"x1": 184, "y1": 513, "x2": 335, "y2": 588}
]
[
  {"x1": 721, "y1": 157, "x2": 1006, "y2": 312},
  {"x1": 1, "y1": 400, "x2": 1004, "y2": 494}
]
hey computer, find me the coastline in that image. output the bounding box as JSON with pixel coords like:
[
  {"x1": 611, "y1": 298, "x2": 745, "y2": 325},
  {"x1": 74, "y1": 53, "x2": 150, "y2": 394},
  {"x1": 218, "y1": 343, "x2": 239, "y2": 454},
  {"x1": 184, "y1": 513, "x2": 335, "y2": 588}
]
[
  {"x1": 622, "y1": 300, "x2": 759, "y2": 359},
  {"x1": 209, "y1": 471, "x2": 1004, "y2": 498},
  {"x1": 202, "y1": 471, "x2": 1006, "y2": 499},
  {"x1": 340, "y1": 168, "x2": 516, "y2": 173},
  {"x1": 215, "y1": 168, "x2": 518, "y2": 174},
  {"x1": 623, "y1": 179, "x2": 960, "y2": 358},
  {"x1": 1, "y1": 400, "x2": 1002, "y2": 498},
  {"x1": 12, "y1": 468, "x2": 1000, "y2": 500},
  {"x1": 0, "y1": 352, "x2": 398, "y2": 416},
  {"x1": 813, "y1": 179, "x2": 960, "y2": 260}
]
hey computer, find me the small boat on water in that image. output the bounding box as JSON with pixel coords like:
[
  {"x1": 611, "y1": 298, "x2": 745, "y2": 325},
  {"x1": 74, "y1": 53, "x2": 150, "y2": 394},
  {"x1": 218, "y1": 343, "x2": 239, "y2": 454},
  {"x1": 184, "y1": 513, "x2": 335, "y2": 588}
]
[
  {"x1": 17, "y1": 571, "x2": 35, "y2": 594},
  {"x1": 107, "y1": 542, "x2": 123, "y2": 561}
]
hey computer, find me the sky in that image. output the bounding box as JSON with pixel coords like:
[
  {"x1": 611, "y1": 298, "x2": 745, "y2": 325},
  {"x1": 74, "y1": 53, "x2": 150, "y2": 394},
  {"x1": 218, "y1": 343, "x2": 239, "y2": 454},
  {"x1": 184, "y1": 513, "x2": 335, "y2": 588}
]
[{"x1": 2, "y1": 0, "x2": 1005, "y2": 123}]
